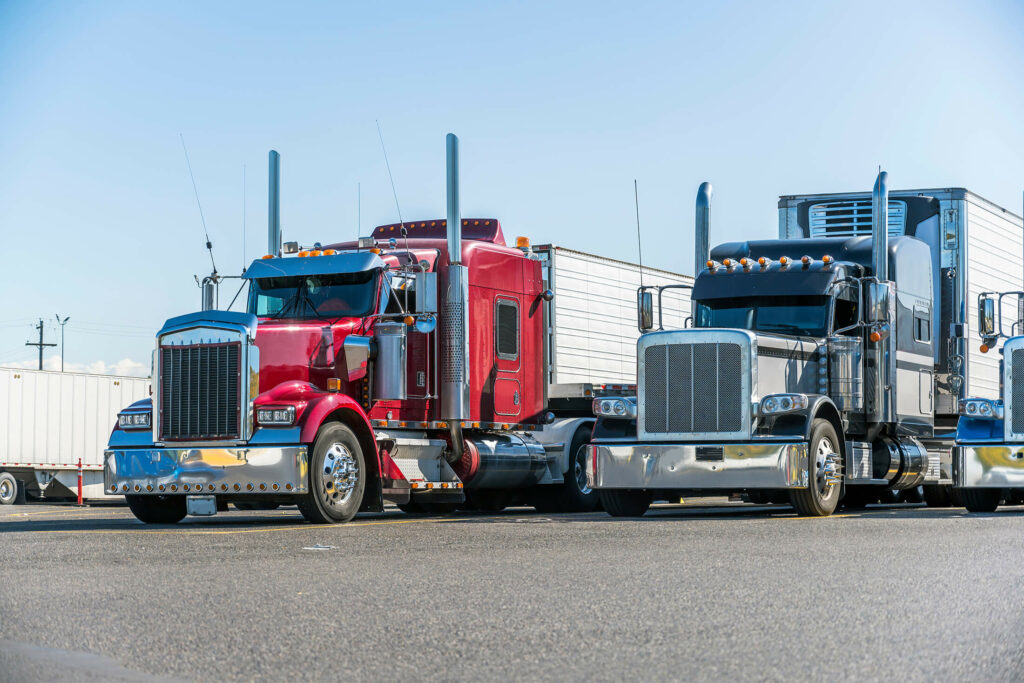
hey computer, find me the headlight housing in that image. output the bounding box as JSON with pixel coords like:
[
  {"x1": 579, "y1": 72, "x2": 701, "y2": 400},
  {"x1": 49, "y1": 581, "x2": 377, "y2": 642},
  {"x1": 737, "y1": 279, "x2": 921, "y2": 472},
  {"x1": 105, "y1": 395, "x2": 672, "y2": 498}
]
[
  {"x1": 117, "y1": 411, "x2": 151, "y2": 430},
  {"x1": 759, "y1": 393, "x2": 808, "y2": 416},
  {"x1": 256, "y1": 405, "x2": 297, "y2": 426},
  {"x1": 592, "y1": 396, "x2": 638, "y2": 419},
  {"x1": 959, "y1": 398, "x2": 1003, "y2": 419}
]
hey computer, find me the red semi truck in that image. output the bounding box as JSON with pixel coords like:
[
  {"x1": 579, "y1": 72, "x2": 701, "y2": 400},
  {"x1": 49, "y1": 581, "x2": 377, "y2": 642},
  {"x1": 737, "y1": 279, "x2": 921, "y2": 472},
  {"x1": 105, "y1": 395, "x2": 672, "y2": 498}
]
[{"x1": 105, "y1": 134, "x2": 692, "y2": 524}]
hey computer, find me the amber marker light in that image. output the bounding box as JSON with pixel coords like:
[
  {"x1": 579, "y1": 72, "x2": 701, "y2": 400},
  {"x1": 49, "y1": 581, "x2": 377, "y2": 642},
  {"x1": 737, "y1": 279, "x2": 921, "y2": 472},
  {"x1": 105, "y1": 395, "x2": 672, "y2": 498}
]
[
  {"x1": 980, "y1": 344, "x2": 990, "y2": 353},
  {"x1": 261, "y1": 254, "x2": 274, "y2": 260},
  {"x1": 515, "y1": 236, "x2": 531, "y2": 248},
  {"x1": 822, "y1": 255, "x2": 834, "y2": 264},
  {"x1": 801, "y1": 255, "x2": 811, "y2": 267},
  {"x1": 779, "y1": 256, "x2": 790, "y2": 266},
  {"x1": 722, "y1": 258, "x2": 732, "y2": 268},
  {"x1": 870, "y1": 331, "x2": 882, "y2": 343},
  {"x1": 323, "y1": 249, "x2": 336, "y2": 255},
  {"x1": 327, "y1": 377, "x2": 342, "y2": 392},
  {"x1": 404, "y1": 315, "x2": 415, "y2": 326}
]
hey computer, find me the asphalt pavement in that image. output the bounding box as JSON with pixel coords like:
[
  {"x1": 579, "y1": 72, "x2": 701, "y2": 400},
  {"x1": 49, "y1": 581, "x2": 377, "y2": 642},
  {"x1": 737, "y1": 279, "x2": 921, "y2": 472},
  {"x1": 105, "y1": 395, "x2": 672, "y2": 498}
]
[{"x1": 2, "y1": 501, "x2": 1023, "y2": 682}]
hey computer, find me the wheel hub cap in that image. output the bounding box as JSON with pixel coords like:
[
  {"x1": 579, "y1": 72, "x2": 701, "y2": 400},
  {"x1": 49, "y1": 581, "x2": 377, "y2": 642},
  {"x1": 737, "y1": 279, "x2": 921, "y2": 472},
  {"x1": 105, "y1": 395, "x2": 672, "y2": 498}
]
[
  {"x1": 815, "y1": 437, "x2": 842, "y2": 493},
  {"x1": 321, "y1": 443, "x2": 358, "y2": 507},
  {"x1": 574, "y1": 445, "x2": 591, "y2": 495}
]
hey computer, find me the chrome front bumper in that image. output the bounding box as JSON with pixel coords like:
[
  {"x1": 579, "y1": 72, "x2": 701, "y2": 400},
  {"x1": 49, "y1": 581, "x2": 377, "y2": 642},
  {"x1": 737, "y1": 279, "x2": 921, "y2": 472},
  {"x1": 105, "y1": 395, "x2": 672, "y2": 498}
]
[
  {"x1": 588, "y1": 442, "x2": 809, "y2": 490},
  {"x1": 955, "y1": 445, "x2": 1024, "y2": 488},
  {"x1": 104, "y1": 446, "x2": 309, "y2": 495}
]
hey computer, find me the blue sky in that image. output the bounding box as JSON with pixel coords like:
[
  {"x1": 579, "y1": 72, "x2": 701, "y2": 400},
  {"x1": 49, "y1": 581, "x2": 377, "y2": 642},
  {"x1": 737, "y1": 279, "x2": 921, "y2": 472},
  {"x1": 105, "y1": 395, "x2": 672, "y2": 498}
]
[{"x1": 1, "y1": 0, "x2": 1023, "y2": 374}]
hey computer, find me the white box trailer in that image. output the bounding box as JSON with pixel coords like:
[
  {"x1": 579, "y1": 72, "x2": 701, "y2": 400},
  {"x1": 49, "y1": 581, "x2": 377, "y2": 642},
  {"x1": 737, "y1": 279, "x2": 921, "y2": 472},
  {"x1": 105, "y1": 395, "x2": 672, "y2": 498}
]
[
  {"x1": 535, "y1": 245, "x2": 693, "y2": 395},
  {"x1": 0, "y1": 367, "x2": 150, "y2": 503},
  {"x1": 779, "y1": 188, "x2": 1024, "y2": 419}
]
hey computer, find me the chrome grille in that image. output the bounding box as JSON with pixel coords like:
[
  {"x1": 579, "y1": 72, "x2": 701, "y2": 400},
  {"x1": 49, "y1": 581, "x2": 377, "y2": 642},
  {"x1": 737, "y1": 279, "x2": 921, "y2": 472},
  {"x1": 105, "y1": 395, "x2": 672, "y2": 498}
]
[
  {"x1": 160, "y1": 342, "x2": 241, "y2": 440},
  {"x1": 644, "y1": 342, "x2": 743, "y2": 435},
  {"x1": 808, "y1": 200, "x2": 906, "y2": 238},
  {"x1": 1011, "y1": 348, "x2": 1024, "y2": 435}
]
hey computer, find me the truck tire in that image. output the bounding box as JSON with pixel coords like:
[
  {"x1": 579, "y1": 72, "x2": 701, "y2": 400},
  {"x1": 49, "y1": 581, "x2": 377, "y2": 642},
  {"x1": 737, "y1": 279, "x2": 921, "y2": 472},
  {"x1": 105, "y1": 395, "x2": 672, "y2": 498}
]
[
  {"x1": 125, "y1": 495, "x2": 187, "y2": 524},
  {"x1": 0, "y1": 472, "x2": 18, "y2": 506},
  {"x1": 600, "y1": 490, "x2": 652, "y2": 517},
  {"x1": 961, "y1": 488, "x2": 1000, "y2": 513},
  {"x1": 297, "y1": 423, "x2": 366, "y2": 524},
  {"x1": 789, "y1": 419, "x2": 842, "y2": 517},
  {"x1": 531, "y1": 427, "x2": 599, "y2": 513}
]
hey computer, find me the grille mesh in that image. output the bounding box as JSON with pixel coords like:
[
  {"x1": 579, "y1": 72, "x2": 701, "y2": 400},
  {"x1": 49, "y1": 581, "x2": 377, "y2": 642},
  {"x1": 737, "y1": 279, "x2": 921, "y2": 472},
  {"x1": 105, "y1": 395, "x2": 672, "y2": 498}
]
[
  {"x1": 644, "y1": 341, "x2": 743, "y2": 435},
  {"x1": 1011, "y1": 349, "x2": 1024, "y2": 434},
  {"x1": 160, "y1": 343, "x2": 241, "y2": 440}
]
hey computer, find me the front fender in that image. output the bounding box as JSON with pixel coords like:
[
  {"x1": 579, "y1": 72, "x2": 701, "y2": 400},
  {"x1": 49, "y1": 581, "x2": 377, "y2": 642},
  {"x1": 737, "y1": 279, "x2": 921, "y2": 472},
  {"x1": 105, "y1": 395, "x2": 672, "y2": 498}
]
[
  {"x1": 757, "y1": 395, "x2": 843, "y2": 444},
  {"x1": 956, "y1": 416, "x2": 1004, "y2": 443}
]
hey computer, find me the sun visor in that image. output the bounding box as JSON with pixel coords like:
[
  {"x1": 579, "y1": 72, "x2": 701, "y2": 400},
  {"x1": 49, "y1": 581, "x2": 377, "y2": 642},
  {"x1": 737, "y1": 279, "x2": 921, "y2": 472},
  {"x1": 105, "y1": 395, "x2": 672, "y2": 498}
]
[{"x1": 692, "y1": 267, "x2": 840, "y2": 300}]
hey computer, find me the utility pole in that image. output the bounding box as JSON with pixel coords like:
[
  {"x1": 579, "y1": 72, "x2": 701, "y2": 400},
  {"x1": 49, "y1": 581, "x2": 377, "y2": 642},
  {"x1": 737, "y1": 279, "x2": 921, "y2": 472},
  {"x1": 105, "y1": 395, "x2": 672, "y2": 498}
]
[
  {"x1": 25, "y1": 319, "x2": 56, "y2": 371},
  {"x1": 55, "y1": 315, "x2": 70, "y2": 371}
]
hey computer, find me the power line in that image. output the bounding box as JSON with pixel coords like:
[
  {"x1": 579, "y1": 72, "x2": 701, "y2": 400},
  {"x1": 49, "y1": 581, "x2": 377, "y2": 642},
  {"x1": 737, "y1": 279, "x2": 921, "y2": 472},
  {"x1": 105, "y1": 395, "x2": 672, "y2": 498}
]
[{"x1": 25, "y1": 319, "x2": 56, "y2": 370}]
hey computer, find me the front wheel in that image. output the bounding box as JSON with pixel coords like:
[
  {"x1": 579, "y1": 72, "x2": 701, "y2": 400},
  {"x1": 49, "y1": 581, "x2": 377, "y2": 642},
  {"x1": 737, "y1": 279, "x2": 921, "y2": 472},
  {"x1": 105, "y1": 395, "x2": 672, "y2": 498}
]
[
  {"x1": 297, "y1": 423, "x2": 366, "y2": 524},
  {"x1": 125, "y1": 495, "x2": 187, "y2": 524},
  {"x1": 789, "y1": 419, "x2": 842, "y2": 517},
  {"x1": 600, "y1": 490, "x2": 652, "y2": 517},
  {"x1": 961, "y1": 488, "x2": 1001, "y2": 513}
]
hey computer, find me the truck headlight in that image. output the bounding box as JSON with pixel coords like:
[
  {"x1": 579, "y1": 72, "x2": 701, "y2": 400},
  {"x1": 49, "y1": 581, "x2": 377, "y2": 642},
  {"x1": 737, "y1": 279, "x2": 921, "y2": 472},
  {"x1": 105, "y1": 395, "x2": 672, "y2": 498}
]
[
  {"x1": 959, "y1": 399, "x2": 1003, "y2": 419},
  {"x1": 117, "y1": 411, "x2": 151, "y2": 430},
  {"x1": 592, "y1": 397, "x2": 637, "y2": 419},
  {"x1": 256, "y1": 406, "x2": 296, "y2": 426},
  {"x1": 759, "y1": 394, "x2": 808, "y2": 415}
]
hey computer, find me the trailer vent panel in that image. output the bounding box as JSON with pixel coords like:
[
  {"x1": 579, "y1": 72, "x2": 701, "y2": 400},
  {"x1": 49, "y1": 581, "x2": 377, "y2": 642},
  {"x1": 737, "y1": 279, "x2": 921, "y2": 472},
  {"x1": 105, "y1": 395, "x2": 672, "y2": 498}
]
[
  {"x1": 643, "y1": 342, "x2": 743, "y2": 435},
  {"x1": 160, "y1": 342, "x2": 241, "y2": 441},
  {"x1": 808, "y1": 200, "x2": 906, "y2": 238}
]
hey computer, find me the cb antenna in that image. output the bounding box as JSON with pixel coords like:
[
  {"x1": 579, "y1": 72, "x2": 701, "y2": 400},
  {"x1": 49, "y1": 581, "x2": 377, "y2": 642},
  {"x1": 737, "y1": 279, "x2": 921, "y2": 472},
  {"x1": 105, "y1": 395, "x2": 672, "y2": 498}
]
[
  {"x1": 376, "y1": 120, "x2": 415, "y2": 270},
  {"x1": 634, "y1": 179, "x2": 644, "y2": 287},
  {"x1": 179, "y1": 133, "x2": 217, "y2": 275}
]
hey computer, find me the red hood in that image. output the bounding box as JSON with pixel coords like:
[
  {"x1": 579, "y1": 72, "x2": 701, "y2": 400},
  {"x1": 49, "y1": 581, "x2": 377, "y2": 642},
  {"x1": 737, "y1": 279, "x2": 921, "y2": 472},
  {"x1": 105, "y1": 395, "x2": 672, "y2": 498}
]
[{"x1": 254, "y1": 318, "x2": 366, "y2": 396}]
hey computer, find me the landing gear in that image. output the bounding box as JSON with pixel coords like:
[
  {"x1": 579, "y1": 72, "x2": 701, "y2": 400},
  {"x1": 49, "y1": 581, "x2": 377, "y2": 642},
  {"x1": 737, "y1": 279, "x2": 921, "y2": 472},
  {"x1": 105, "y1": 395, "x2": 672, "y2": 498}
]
[
  {"x1": 297, "y1": 423, "x2": 365, "y2": 524},
  {"x1": 125, "y1": 495, "x2": 187, "y2": 524},
  {"x1": 789, "y1": 419, "x2": 842, "y2": 517}
]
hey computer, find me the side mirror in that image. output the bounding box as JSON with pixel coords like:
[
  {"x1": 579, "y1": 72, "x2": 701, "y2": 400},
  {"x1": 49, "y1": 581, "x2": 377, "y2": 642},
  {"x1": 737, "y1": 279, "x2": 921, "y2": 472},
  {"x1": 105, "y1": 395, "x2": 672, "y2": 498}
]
[
  {"x1": 979, "y1": 297, "x2": 996, "y2": 337},
  {"x1": 865, "y1": 282, "x2": 891, "y2": 323},
  {"x1": 638, "y1": 291, "x2": 654, "y2": 331},
  {"x1": 342, "y1": 335, "x2": 373, "y2": 381},
  {"x1": 415, "y1": 272, "x2": 437, "y2": 314}
]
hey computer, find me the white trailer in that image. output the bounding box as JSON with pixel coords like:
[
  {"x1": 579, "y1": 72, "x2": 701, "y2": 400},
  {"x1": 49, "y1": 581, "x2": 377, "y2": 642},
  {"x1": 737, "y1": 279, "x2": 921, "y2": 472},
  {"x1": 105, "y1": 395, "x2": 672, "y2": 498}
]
[{"x1": 0, "y1": 367, "x2": 150, "y2": 504}]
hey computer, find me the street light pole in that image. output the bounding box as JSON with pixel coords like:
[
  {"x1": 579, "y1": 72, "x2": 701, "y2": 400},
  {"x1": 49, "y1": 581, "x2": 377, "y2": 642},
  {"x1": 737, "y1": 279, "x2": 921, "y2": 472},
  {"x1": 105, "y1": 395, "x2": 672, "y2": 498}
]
[{"x1": 55, "y1": 315, "x2": 70, "y2": 372}]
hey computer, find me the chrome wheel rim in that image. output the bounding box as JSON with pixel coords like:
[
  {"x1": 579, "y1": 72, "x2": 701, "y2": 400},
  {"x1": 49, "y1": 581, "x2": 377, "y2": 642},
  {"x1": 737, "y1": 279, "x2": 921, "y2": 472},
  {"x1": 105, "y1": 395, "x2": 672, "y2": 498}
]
[
  {"x1": 574, "y1": 445, "x2": 591, "y2": 495},
  {"x1": 0, "y1": 478, "x2": 13, "y2": 500},
  {"x1": 815, "y1": 437, "x2": 841, "y2": 497},
  {"x1": 320, "y1": 443, "x2": 358, "y2": 508}
]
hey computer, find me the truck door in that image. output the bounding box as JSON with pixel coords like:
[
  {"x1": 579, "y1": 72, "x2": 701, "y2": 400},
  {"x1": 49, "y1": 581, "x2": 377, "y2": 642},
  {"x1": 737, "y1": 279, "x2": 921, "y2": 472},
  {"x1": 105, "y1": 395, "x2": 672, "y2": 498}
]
[{"x1": 493, "y1": 295, "x2": 522, "y2": 418}]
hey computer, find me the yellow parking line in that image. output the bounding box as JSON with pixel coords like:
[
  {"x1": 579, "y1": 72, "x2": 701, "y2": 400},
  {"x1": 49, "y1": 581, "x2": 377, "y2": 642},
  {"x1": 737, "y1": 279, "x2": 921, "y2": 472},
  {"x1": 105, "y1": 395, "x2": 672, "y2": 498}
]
[{"x1": 23, "y1": 515, "x2": 473, "y2": 535}]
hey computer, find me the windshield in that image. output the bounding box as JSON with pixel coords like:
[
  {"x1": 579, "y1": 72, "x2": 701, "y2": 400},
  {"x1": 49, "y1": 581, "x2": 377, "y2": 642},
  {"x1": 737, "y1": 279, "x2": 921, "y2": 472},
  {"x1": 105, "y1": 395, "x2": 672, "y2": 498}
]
[
  {"x1": 248, "y1": 270, "x2": 379, "y2": 320},
  {"x1": 695, "y1": 296, "x2": 830, "y2": 337}
]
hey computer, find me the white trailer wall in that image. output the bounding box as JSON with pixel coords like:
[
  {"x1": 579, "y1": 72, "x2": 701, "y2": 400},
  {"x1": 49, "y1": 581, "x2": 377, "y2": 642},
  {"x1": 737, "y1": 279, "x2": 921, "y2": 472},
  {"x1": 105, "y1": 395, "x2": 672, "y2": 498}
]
[
  {"x1": 964, "y1": 193, "x2": 1024, "y2": 400},
  {"x1": 540, "y1": 246, "x2": 692, "y2": 386},
  {"x1": 0, "y1": 368, "x2": 150, "y2": 470}
]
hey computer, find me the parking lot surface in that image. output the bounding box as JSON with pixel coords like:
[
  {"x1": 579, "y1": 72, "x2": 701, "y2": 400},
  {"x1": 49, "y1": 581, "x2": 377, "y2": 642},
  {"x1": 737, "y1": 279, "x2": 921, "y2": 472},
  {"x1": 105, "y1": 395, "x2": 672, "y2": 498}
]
[{"x1": 2, "y1": 501, "x2": 1023, "y2": 682}]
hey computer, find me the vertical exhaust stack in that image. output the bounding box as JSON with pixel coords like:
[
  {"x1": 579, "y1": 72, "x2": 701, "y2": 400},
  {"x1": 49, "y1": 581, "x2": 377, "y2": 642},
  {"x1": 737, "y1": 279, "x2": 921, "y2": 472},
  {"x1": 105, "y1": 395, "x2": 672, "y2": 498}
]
[
  {"x1": 695, "y1": 182, "x2": 712, "y2": 275},
  {"x1": 442, "y1": 134, "x2": 471, "y2": 460},
  {"x1": 268, "y1": 150, "x2": 281, "y2": 257},
  {"x1": 872, "y1": 170, "x2": 889, "y2": 280}
]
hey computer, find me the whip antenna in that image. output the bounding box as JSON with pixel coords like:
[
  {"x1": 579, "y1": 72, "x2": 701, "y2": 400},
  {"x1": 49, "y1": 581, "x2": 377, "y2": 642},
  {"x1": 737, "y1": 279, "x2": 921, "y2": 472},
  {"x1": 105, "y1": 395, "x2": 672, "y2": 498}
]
[
  {"x1": 179, "y1": 133, "x2": 217, "y2": 275},
  {"x1": 634, "y1": 179, "x2": 644, "y2": 287},
  {"x1": 375, "y1": 120, "x2": 413, "y2": 264}
]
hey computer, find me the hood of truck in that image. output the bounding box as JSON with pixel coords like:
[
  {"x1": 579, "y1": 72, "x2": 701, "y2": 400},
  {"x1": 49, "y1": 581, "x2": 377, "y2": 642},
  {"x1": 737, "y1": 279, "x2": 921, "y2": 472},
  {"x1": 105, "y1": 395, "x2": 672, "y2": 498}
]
[
  {"x1": 254, "y1": 318, "x2": 366, "y2": 396},
  {"x1": 751, "y1": 332, "x2": 824, "y2": 397}
]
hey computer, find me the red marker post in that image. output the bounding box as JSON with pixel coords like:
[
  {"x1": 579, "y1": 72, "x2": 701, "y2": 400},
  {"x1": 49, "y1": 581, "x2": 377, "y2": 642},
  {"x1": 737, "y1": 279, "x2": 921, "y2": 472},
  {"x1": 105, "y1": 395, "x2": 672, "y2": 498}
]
[{"x1": 77, "y1": 458, "x2": 83, "y2": 506}]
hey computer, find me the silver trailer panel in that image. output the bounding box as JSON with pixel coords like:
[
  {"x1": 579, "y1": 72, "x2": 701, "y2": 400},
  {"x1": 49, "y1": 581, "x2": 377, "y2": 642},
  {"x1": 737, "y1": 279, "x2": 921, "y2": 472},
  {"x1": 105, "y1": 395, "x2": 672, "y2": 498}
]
[
  {"x1": 779, "y1": 188, "x2": 1023, "y2": 413},
  {"x1": 534, "y1": 245, "x2": 692, "y2": 388}
]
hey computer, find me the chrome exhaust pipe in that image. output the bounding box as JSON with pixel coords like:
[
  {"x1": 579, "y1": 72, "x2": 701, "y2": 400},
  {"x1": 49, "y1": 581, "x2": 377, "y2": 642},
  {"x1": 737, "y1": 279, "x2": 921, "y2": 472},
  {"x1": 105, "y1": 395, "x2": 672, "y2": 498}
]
[
  {"x1": 695, "y1": 182, "x2": 712, "y2": 275},
  {"x1": 872, "y1": 171, "x2": 888, "y2": 280},
  {"x1": 268, "y1": 150, "x2": 281, "y2": 257},
  {"x1": 442, "y1": 133, "x2": 470, "y2": 461}
]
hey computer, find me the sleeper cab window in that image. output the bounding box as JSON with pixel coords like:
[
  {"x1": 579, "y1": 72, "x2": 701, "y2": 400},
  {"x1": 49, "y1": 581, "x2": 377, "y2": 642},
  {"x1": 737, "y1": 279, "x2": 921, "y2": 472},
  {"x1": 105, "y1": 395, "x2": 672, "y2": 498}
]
[
  {"x1": 495, "y1": 298, "x2": 519, "y2": 361},
  {"x1": 913, "y1": 308, "x2": 931, "y2": 343}
]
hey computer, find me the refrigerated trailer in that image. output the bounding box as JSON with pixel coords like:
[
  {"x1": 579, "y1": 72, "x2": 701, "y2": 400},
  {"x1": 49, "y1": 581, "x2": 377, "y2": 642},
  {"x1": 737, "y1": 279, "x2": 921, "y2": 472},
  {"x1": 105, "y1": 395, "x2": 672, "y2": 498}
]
[
  {"x1": 104, "y1": 136, "x2": 692, "y2": 524},
  {"x1": 590, "y1": 176, "x2": 1023, "y2": 516},
  {"x1": 0, "y1": 367, "x2": 150, "y2": 504}
]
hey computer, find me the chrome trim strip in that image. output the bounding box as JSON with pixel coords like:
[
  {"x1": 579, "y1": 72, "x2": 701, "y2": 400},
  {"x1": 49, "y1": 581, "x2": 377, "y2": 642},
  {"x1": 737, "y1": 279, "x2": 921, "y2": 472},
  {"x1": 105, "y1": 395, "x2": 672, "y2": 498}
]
[
  {"x1": 589, "y1": 441, "x2": 808, "y2": 490},
  {"x1": 105, "y1": 446, "x2": 308, "y2": 494}
]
